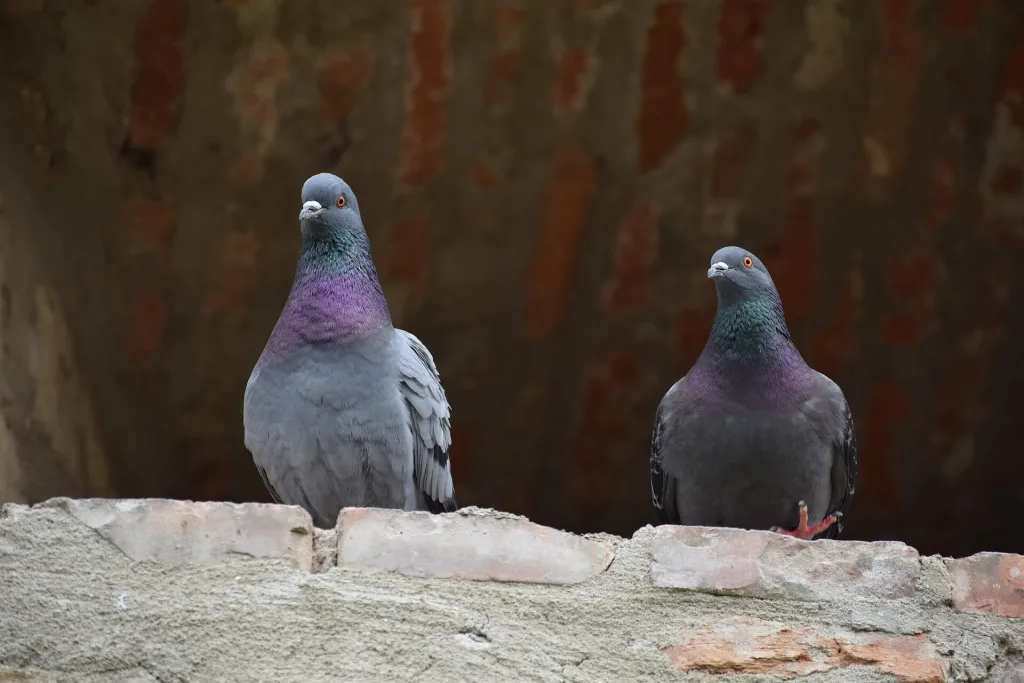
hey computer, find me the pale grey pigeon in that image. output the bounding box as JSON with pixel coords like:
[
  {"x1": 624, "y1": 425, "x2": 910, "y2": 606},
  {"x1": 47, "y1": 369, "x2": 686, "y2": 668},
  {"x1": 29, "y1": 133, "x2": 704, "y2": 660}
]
[
  {"x1": 243, "y1": 173, "x2": 457, "y2": 528},
  {"x1": 650, "y1": 246, "x2": 857, "y2": 539}
]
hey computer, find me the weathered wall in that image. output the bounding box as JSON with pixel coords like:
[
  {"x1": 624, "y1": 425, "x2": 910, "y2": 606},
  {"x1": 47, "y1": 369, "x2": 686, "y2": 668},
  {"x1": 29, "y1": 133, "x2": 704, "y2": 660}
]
[
  {"x1": 2, "y1": 499, "x2": 1023, "y2": 682},
  {"x1": 0, "y1": 132, "x2": 113, "y2": 504},
  {"x1": 1, "y1": 0, "x2": 1024, "y2": 557}
]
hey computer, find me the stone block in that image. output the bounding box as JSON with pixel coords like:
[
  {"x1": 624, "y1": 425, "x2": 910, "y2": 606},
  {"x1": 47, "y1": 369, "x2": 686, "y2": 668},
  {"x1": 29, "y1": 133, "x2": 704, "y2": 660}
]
[
  {"x1": 998, "y1": 664, "x2": 1024, "y2": 683},
  {"x1": 41, "y1": 497, "x2": 313, "y2": 571},
  {"x1": 336, "y1": 506, "x2": 613, "y2": 584},
  {"x1": 948, "y1": 552, "x2": 1024, "y2": 618},
  {"x1": 651, "y1": 525, "x2": 920, "y2": 601},
  {"x1": 661, "y1": 616, "x2": 946, "y2": 682},
  {"x1": 0, "y1": 667, "x2": 159, "y2": 682}
]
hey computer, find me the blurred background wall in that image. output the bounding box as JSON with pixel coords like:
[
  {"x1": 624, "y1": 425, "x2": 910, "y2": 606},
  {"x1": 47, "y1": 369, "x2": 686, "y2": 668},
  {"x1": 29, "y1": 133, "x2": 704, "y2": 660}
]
[{"x1": 0, "y1": 0, "x2": 1022, "y2": 557}]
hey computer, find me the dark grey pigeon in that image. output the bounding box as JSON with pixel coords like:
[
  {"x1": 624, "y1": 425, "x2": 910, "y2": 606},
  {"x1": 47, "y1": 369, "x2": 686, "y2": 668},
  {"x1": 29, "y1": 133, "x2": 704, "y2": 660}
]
[
  {"x1": 650, "y1": 246, "x2": 857, "y2": 539},
  {"x1": 243, "y1": 172, "x2": 457, "y2": 528}
]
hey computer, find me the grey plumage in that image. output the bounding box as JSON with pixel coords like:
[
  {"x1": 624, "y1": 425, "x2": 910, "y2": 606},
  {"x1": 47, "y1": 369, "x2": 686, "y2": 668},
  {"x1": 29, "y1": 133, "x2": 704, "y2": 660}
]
[
  {"x1": 243, "y1": 173, "x2": 456, "y2": 528},
  {"x1": 650, "y1": 246, "x2": 857, "y2": 538}
]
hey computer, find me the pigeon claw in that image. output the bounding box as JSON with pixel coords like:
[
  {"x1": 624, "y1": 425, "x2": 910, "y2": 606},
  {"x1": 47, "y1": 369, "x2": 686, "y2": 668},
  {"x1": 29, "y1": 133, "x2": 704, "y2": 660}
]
[{"x1": 771, "y1": 500, "x2": 839, "y2": 540}]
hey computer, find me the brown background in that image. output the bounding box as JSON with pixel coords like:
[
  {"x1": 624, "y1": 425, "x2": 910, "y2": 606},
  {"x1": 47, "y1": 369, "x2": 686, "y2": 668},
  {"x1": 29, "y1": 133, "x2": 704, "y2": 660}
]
[{"x1": 1, "y1": 0, "x2": 1022, "y2": 557}]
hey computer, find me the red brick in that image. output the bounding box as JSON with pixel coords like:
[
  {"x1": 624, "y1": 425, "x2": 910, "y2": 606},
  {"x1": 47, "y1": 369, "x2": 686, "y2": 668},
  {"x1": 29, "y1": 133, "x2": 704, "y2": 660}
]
[
  {"x1": 569, "y1": 347, "x2": 644, "y2": 519},
  {"x1": 18, "y1": 87, "x2": 49, "y2": 168},
  {"x1": 948, "y1": 552, "x2": 1024, "y2": 618},
  {"x1": 942, "y1": 0, "x2": 991, "y2": 36},
  {"x1": 399, "y1": 0, "x2": 453, "y2": 186},
  {"x1": 128, "y1": 0, "x2": 185, "y2": 149},
  {"x1": 947, "y1": 24, "x2": 1024, "y2": 491},
  {"x1": 931, "y1": 295, "x2": 1004, "y2": 468},
  {"x1": 387, "y1": 210, "x2": 432, "y2": 313},
  {"x1": 124, "y1": 289, "x2": 168, "y2": 364},
  {"x1": 603, "y1": 199, "x2": 659, "y2": 314},
  {"x1": 201, "y1": 227, "x2": 262, "y2": 319},
  {"x1": 487, "y1": 53, "x2": 522, "y2": 106},
  {"x1": 486, "y1": 4, "x2": 526, "y2": 105},
  {"x1": 861, "y1": 378, "x2": 909, "y2": 511},
  {"x1": 880, "y1": 245, "x2": 943, "y2": 347},
  {"x1": 651, "y1": 525, "x2": 920, "y2": 601},
  {"x1": 229, "y1": 152, "x2": 265, "y2": 187},
  {"x1": 662, "y1": 616, "x2": 945, "y2": 682},
  {"x1": 991, "y1": 165, "x2": 1023, "y2": 196},
  {"x1": 716, "y1": 0, "x2": 772, "y2": 93},
  {"x1": 763, "y1": 118, "x2": 824, "y2": 327},
  {"x1": 471, "y1": 162, "x2": 502, "y2": 190},
  {"x1": 43, "y1": 498, "x2": 314, "y2": 570},
  {"x1": 4, "y1": 0, "x2": 43, "y2": 13},
  {"x1": 700, "y1": 121, "x2": 756, "y2": 236},
  {"x1": 885, "y1": 246, "x2": 943, "y2": 301},
  {"x1": 191, "y1": 448, "x2": 235, "y2": 502},
  {"x1": 977, "y1": 22, "x2": 1024, "y2": 235},
  {"x1": 707, "y1": 121, "x2": 757, "y2": 200},
  {"x1": 553, "y1": 49, "x2": 592, "y2": 115},
  {"x1": 316, "y1": 42, "x2": 373, "y2": 125},
  {"x1": 879, "y1": 135, "x2": 953, "y2": 346},
  {"x1": 858, "y1": 0, "x2": 922, "y2": 197},
  {"x1": 674, "y1": 292, "x2": 716, "y2": 369},
  {"x1": 466, "y1": 163, "x2": 505, "y2": 235},
  {"x1": 224, "y1": 42, "x2": 289, "y2": 155},
  {"x1": 524, "y1": 144, "x2": 595, "y2": 341},
  {"x1": 336, "y1": 507, "x2": 614, "y2": 584},
  {"x1": 122, "y1": 192, "x2": 177, "y2": 264},
  {"x1": 494, "y1": 6, "x2": 527, "y2": 48},
  {"x1": 792, "y1": 0, "x2": 848, "y2": 90},
  {"x1": 1000, "y1": 17, "x2": 1024, "y2": 128},
  {"x1": 881, "y1": 311, "x2": 930, "y2": 348},
  {"x1": 809, "y1": 269, "x2": 863, "y2": 380},
  {"x1": 636, "y1": 2, "x2": 687, "y2": 173},
  {"x1": 921, "y1": 147, "x2": 959, "y2": 228}
]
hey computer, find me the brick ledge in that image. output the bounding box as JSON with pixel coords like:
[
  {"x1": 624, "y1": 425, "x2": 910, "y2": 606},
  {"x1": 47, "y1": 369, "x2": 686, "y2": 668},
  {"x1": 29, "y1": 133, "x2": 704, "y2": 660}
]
[
  {"x1": 2, "y1": 497, "x2": 1021, "y2": 617},
  {"x1": 3, "y1": 497, "x2": 1024, "y2": 682}
]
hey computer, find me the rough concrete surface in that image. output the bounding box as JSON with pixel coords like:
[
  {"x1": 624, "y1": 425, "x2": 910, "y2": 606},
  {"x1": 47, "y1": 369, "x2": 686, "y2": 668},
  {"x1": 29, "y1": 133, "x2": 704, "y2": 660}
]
[{"x1": 2, "y1": 499, "x2": 1023, "y2": 683}]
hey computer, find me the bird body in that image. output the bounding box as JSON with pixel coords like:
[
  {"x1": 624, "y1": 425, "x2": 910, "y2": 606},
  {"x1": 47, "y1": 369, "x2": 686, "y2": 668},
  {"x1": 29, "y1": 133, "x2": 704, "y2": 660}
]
[
  {"x1": 651, "y1": 247, "x2": 856, "y2": 539},
  {"x1": 243, "y1": 173, "x2": 456, "y2": 528}
]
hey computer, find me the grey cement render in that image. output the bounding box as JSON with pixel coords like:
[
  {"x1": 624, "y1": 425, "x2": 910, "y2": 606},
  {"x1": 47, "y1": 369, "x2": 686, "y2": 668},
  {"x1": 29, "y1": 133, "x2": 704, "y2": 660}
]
[{"x1": 1, "y1": 499, "x2": 1022, "y2": 683}]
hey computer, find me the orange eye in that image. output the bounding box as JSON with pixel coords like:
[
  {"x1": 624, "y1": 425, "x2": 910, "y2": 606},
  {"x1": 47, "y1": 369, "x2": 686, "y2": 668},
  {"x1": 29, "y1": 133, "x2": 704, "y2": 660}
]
[
  {"x1": 336, "y1": 195, "x2": 347, "y2": 208},
  {"x1": 742, "y1": 256, "x2": 753, "y2": 268}
]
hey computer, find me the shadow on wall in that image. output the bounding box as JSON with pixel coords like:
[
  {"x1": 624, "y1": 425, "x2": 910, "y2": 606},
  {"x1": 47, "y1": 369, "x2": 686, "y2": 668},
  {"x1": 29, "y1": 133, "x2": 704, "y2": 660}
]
[{"x1": 0, "y1": 0, "x2": 1022, "y2": 557}]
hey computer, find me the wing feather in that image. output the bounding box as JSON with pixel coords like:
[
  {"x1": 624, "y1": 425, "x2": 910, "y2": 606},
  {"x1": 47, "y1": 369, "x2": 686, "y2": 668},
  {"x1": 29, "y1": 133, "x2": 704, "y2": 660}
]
[
  {"x1": 396, "y1": 329, "x2": 458, "y2": 513},
  {"x1": 650, "y1": 378, "x2": 690, "y2": 525},
  {"x1": 814, "y1": 372, "x2": 858, "y2": 539}
]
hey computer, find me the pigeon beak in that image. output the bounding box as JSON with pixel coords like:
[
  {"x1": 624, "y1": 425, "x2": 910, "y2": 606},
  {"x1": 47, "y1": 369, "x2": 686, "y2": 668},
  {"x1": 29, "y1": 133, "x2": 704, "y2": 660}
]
[
  {"x1": 708, "y1": 261, "x2": 729, "y2": 279},
  {"x1": 299, "y1": 200, "x2": 325, "y2": 222}
]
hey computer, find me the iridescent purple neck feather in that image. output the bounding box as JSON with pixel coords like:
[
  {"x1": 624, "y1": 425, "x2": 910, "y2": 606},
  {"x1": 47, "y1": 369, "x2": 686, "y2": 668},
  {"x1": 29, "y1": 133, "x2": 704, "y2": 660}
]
[
  {"x1": 260, "y1": 224, "x2": 392, "y2": 364},
  {"x1": 689, "y1": 285, "x2": 813, "y2": 406}
]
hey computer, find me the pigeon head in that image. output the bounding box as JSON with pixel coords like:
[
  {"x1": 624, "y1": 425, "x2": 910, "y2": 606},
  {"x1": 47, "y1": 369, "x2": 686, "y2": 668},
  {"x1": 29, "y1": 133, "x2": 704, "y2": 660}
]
[
  {"x1": 696, "y1": 245, "x2": 804, "y2": 380},
  {"x1": 706, "y1": 246, "x2": 777, "y2": 308},
  {"x1": 262, "y1": 172, "x2": 391, "y2": 355},
  {"x1": 294, "y1": 172, "x2": 378, "y2": 282},
  {"x1": 299, "y1": 172, "x2": 363, "y2": 240}
]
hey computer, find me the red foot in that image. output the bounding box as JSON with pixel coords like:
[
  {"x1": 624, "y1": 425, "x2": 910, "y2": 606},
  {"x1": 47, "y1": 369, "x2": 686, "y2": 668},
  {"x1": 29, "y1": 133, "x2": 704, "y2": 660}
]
[{"x1": 770, "y1": 500, "x2": 840, "y2": 540}]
